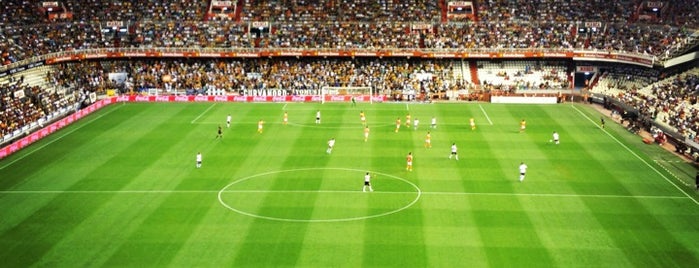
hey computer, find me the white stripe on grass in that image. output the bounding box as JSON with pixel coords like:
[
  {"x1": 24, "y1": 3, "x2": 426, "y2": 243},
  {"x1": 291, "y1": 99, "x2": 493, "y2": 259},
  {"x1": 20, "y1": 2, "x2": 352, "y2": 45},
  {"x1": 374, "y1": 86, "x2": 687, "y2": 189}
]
[
  {"x1": 0, "y1": 189, "x2": 689, "y2": 200},
  {"x1": 0, "y1": 105, "x2": 124, "y2": 170},
  {"x1": 478, "y1": 104, "x2": 493, "y2": 125},
  {"x1": 571, "y1": 104, "x2": 699, "y2": 206},
  {"x1": 190, "y1": 103, "x2": 217, "y2": 124},
  {"x1": 653, "y1": 159, "x2": 693, "y2": 186}
]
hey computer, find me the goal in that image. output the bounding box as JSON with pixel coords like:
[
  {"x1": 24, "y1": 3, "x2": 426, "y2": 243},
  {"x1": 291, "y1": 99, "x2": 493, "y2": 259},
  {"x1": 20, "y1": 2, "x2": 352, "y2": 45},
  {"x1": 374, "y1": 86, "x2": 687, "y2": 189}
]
[{"x1": 321, "y1": 86, "x2": 375, "y2": 104}]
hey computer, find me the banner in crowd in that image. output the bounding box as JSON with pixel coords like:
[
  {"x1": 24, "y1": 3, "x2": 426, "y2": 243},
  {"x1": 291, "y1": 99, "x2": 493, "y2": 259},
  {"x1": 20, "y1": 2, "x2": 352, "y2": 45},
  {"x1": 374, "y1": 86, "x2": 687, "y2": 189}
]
[
  {"x1": 491, "y1": 96, "x2": 558, "y2": 104},
  {"x1": 114, "y1": 94, "x2": 385, "y2": 103}
]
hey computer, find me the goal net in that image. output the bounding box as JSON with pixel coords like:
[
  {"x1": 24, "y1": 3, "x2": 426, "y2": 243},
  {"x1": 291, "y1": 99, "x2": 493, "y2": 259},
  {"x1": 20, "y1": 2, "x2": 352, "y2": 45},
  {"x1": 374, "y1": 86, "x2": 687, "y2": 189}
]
[
  {"x1": 321, "y1": 86, "x2": 376, "y2": 104},
  {"x1": 147, "y1": 88, "x2": 160, "y2": 96}
]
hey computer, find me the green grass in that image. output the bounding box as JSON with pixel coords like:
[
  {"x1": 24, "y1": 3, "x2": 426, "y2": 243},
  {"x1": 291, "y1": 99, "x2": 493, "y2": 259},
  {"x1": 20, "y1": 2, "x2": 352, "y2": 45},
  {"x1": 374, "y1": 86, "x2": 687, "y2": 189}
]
[{"x1": 1, "y1": 101, "x2": 698, "y2": 267}]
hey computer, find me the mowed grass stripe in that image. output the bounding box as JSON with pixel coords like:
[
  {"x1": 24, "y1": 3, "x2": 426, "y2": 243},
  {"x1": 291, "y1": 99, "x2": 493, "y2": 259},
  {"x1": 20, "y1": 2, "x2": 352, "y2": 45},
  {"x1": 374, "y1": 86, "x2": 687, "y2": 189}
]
[
  {"x1": 296, "y1": 104, "x2": 375, "y2": 266},
  {"x1": 362, "y1": 103, "x2": 430, "y2": 267},
  {"x1": 182, "y1": 103, "x2": 274, "y2": 191},
  {"x1": 229, "y1": 103, "x2": 346, "y2": 266},
  {"x1": 168, "y1": 103, "x2": 288, "y2": 267},
  {"x1": 422, "y1": 103, "x2": 491, "y2": 266},
  {"x1": 568, "y1": 106, "x2": 699, "y2": 266},
  {"x1": 0, "y1": 102, "x2": 698, "y2": 267},
  {"x1": 580, "y1": 198, "x2": 699, "y2": 266},
  {"x1": 461, "y1": 104, "x2": 555, "y2": 266},
  {"x1": 0, "y1": 104, "x2": 130, "y2": 190},
  {"x1": 31, "y1": 103, "x2": 224, "y2": 267},
  {"x1": 514, "y1": 106, "x2": 636, "y2": 266},
  {"x1": 0, "y1": 104, "x2": 197, "y2": 267},
  {"x1": 106, "y1": 103, "x2": 289, "y2": 266},
  {"x1": 90, "y1": 104, "x2": 235, "y2": 266},
  {"x1": 538, "y1": 105, "x2": 699, "y2": 266},
  {"x1": 0, "y1": 105, "x2": 134, "y2": 235},
  {"x1": 572, "y1": 105, "x2": 697, "y2": 200},
  {"x1": 8, "y1": 103, "x2": 231, "y2": 267}
]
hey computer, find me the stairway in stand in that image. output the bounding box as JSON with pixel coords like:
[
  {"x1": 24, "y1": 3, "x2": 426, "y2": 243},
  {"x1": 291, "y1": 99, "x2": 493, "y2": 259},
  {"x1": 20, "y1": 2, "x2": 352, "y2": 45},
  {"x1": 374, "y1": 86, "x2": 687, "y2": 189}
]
[
  {"x1": 469, "y1": 61, "x2": 479, "y2": 85},
  {"x1": 439, "y1": 0, "x2": 448, "y2": 23}
]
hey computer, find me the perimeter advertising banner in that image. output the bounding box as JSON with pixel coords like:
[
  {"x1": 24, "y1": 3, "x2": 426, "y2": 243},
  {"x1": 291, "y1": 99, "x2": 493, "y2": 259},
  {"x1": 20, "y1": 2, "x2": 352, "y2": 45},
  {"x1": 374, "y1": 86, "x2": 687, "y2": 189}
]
[
  {"x1": 113, "y1": 95, "x2": 384, "y2": 102},
  {"x1": 0, "y1": 98, "x2": 113, "y2": 159}
]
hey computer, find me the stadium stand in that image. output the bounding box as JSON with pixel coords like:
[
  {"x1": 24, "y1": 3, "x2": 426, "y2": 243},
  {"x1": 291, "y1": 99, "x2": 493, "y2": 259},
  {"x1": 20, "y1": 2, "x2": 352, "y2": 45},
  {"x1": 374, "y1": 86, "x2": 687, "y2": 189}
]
[
  {"x1": 477, "y1": 60, "x2": 569, "y2": 91},
  {"x1": 1, "y1": 0, "x2": 699, "y2": 151},
  {"x1": 1, "y1": 0, "x2": 698, "y2": 66},
  {"x1": 40, "y1": 58, "x2": 454, "y2": 99}
]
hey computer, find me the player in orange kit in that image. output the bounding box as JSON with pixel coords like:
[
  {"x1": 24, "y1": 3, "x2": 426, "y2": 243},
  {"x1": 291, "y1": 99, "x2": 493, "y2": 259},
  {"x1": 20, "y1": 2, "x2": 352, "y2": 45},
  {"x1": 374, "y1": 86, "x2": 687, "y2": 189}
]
[
  {"x1": 258, "y1": 119, "x2": 264, "y2": 133},
  {"x1": 424, "y1": 131, "x2": 432, "y2": 148},
  {"x1": 364, "y1": 125, "x2": 370, "y2": 142}
]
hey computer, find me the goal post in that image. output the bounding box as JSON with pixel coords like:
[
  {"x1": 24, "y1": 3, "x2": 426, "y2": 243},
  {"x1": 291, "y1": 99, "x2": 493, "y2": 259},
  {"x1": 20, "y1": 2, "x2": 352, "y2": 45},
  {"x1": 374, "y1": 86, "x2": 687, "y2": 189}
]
[{"x1": 321, "y1": 86, "x2": 376, "y2": 104}]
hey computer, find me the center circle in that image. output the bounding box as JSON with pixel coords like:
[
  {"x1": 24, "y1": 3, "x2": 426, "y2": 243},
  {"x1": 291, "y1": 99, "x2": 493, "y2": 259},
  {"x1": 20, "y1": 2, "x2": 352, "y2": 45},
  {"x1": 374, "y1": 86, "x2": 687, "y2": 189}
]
[{"x1": 218, "y1": 168, "x2": 421, "y2": 222}]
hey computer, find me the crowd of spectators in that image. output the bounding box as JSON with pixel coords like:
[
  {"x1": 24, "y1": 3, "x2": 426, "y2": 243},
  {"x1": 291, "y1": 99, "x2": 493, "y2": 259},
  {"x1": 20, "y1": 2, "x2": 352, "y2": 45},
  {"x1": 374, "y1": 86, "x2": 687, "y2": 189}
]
[
  {"x1": 0, "y1": 81, "x2": 41, "y2": 137},
  {"x1": 476, "y1": 0, "x2": 634, "y2": 24},
  {"x1": 54, "y1": 58, "x2": 455, "y2": 100},
  {"x1": 600, "y1": 68, "x2": 699, "y2": 145},
  {"x1": 650, "y1": 71, "x2": 699, "y2": 140},
  {"x1": 241, "y1": 0, "x2": 440, "y2": 22},
  {"x1": 591, "y1": 65, "x2": 659, "y2": 94},
  {"x1": 0, "y1": 76, "x2": 84, "y2": 137},
  {"x1": 2, "y1": 0, "x2": 698, "y2": 66},
  {"x1": 1, "y1": 20, "x2": 693, "y2": 66},
  {"x1": 1, "y1": 0, "x2": 699, "y2": 145},
  {"x1": 426, "y1": 22, "x2": 575, "y2": 50}
]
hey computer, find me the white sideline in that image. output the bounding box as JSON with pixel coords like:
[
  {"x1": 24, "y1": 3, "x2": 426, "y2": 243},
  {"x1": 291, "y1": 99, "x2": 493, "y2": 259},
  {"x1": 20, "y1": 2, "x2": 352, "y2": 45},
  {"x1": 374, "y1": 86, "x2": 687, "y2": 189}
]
[
  {"x1": 0, "y1": 105, "x2": 124, "y2": 170},
  {"x1": 571, "y1": 104, "x2": 699, "y2": 206}
]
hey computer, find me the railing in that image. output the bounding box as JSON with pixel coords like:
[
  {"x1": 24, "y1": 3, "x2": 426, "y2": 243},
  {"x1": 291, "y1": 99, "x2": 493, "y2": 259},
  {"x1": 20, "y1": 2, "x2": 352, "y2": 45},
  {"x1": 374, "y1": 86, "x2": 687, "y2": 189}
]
[{"x1": 1, "y1": 47, "x2": 662, "y2": 73}]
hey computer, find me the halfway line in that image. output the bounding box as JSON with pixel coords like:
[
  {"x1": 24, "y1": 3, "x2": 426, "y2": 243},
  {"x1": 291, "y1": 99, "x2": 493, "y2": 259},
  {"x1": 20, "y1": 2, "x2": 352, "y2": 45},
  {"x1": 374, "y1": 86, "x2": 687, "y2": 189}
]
[{"x1": 0, "y1": 189, "x2": 689, "y2": 200}]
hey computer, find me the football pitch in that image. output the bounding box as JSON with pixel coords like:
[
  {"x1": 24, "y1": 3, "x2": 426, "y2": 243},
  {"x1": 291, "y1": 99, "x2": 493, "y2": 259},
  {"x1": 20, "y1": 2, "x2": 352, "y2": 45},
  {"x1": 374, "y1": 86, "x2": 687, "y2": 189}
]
[{"x1": 1, "y1": 101, "x2": 698, "y2": 267}]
